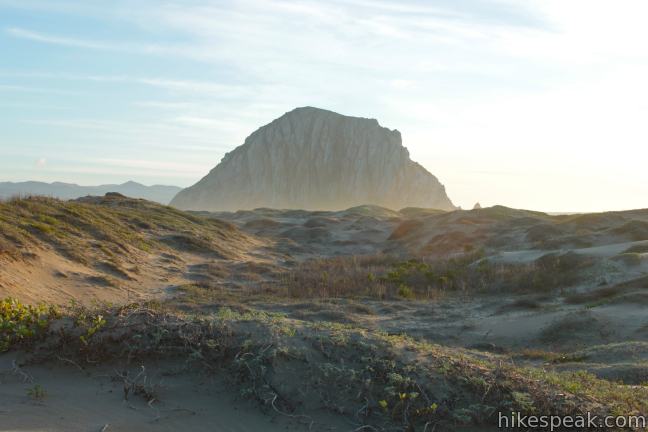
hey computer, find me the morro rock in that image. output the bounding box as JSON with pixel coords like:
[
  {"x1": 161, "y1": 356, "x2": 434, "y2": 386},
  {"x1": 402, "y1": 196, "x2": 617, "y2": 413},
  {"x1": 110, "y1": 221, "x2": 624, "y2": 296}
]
[{"x1": 171, "y1": 107, "x2": 455, "y2": 211}]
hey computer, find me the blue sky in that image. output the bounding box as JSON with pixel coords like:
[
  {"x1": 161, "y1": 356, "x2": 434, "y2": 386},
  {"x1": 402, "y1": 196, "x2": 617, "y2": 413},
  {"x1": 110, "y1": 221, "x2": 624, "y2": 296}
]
[{"x1": 1, "y1": 0, "x2": 647, "y2": 211}]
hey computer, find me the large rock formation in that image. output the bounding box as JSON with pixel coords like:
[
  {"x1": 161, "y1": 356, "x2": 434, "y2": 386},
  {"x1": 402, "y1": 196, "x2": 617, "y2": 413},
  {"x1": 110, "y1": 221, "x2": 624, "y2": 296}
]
[{"x1": 171, "y1": 107, "x2": 455, "y2": 211}]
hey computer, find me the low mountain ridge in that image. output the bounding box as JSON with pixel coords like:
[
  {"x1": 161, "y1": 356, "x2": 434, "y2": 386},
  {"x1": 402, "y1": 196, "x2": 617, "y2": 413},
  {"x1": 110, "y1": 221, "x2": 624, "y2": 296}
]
[{"x1": 0, "y1": 180, "x2": 182, "y2": 204}]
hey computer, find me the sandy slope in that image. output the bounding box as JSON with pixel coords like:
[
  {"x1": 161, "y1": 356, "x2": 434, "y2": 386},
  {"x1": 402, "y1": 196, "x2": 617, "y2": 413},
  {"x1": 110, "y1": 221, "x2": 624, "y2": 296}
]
[
  {"x1": 0, "y1": 354, "x2": 310, "y2": 432},
  {"x1": 2, "y1": 198, "x2": 648, "y2": 430},
  {"x1": 493, "y1": 239, "x2": 648, "y2": 263},
  {"x1": 0, "y1": 195, "x2": 276, "y2": 306}
]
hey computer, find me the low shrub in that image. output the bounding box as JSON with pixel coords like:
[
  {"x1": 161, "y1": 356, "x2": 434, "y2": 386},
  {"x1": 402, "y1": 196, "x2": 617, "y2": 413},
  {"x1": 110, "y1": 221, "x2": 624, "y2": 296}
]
[{"x1": 0, "y1": 297, "x2": 60, "y2": 352}]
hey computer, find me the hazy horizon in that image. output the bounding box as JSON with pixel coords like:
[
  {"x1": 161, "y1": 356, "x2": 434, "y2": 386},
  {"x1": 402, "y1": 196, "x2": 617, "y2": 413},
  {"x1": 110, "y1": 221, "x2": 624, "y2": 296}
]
[{"x1": 1, "y1": 0, "x2": 647, "y2": 212}]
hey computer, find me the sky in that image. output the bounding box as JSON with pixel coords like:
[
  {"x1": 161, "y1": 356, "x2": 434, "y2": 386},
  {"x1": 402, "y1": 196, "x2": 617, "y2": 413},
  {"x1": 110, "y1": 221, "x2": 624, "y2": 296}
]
[{"x1": 0, "y1": 0, "x2": 647, "y2": 212}]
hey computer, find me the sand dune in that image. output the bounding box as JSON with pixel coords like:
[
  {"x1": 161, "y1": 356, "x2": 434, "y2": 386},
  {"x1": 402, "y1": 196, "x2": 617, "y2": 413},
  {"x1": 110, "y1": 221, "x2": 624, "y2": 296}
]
[{"x1": 2, "y1": 196, "x2": 648, "y2": 431}]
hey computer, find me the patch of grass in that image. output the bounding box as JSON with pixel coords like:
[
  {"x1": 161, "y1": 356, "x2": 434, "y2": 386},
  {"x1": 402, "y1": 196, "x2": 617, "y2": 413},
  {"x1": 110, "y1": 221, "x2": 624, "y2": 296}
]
[
  {"x1": 524, "y1": 368, "x2": 648, "y2": 416},
  {"x1": 539, "y1": 311, "x2": 610, "y2": 344},
  {"x1": 515, "y1": 349, "x2": 586, "y2": 364},
  {"x1": 27, "y1": 384, "x2": 47, "y2": 400},
  {"x1": 0, "y1": 195, "x2": 253, "y2": 271},
  {"x1": 565, "y1": 285, "x2": 625, "y2": 305},
  {"x1": 611, "y1": 220, "x2": 648, "y2": 241},
  {"x1": 159, "y1": 234, "x2": 221, "y2": 255},
  {"x1": 86, "y1": 275, "x2": 117, "y2": 287},
  {"x1": 565, "y1": 275, "x2": 648, "y2": 305},
  {"x1": 174, "y1": 283, "x2": 236, "y2": 305},
  {"x1": 268, "y1": 254, "x2": 397, "y2": 299},
  {"x1": 345, "y1": 302, "x2": 375, "y2": 315},
  {"x1": 269, "y1": 250, "x2": 595, "y2": 301},
  {"x1": 96, "y1": 260, "x2": 132, "y2": 280},
  {"x1": 496, "y1": 298, "x2": 543, "y2": 314},
  {"x1": 625, "y1": 244, "x2": 648, "y2": 254},
  {"x1": 26, "y1": 221, "x2": 56, "y2": 235},
  {"x1": 397, "y1": 284, "x2": 415, "y2": 299}
]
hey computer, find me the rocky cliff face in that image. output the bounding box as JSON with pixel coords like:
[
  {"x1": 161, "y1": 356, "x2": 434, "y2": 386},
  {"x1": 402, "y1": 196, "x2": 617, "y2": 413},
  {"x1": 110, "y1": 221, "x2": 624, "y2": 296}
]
[{"x1": 171, "y1": 107, "x2": 455, "y2": 211}]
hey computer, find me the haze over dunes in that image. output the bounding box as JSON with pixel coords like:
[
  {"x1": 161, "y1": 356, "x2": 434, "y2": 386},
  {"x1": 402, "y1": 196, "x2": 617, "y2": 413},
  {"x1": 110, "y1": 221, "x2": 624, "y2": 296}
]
[{"x1": 172, "y1": 107, "x2": 455, "y2": 212}]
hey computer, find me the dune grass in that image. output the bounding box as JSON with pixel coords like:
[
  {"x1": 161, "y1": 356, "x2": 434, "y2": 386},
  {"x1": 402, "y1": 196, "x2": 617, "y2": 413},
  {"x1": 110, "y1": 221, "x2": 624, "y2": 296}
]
[
  {"x1": 0, "y1": 195, "x2": 253, "y2": 271},
  {"x1": 1, "y1": 299, "x2": 643, "y2": 431},
  {"x1": 264, "y1": 250, "x2": 596, "y2": 300}
]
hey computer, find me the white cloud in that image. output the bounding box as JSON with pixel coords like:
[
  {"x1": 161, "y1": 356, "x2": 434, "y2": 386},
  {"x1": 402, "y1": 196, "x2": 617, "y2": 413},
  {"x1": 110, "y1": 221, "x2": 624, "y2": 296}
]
[
  {"x1": 0, "y1": 84, "x2": 80, "y2": 95},
  {"x1": 6, "y1": 27, "x2": 114, "y2": 50},
  {"x1": 0, "y1": 71, "x2": 262, "y2": 97},
  {"x1": 4, "y1": 27, "x2": 219, "y2": 61},
  {"x1": 389, "y1": 79, "x2": 415, "y2": 90}
]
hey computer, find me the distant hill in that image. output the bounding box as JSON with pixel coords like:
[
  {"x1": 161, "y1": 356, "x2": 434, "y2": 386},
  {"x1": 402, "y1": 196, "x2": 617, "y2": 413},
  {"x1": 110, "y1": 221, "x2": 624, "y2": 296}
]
[{"x1": 0, "y1": 180, "x2": 182, "y2": 204}]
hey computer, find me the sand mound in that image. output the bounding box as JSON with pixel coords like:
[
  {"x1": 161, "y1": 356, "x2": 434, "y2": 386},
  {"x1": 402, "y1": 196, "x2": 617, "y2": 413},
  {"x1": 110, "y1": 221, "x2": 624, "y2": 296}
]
[{"x1": 0, "y1": 195, "x2": 266, "y2": 305}]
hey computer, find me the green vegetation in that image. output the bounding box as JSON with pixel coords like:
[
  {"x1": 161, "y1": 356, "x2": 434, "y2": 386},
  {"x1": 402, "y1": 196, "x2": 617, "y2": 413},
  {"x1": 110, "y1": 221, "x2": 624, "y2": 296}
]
[
  {"x1": 27, "y1": 384, "x2": 47, "y2": 400},
  {"x1": 0, "y1": 195, "x2": 249, "y2": 267},
  {"x1": 396, "y1": 283, "x2": 415, "y2": 299},
  {"x1": 272, "y1": 249, "x2": 596, "y2": 300},
  {"x1": 2, "y1": 196, "x2": 648, "y2": 429},
  {"x1": 1, "y1": 300, "x2": 644, "y2": 430},
  {"x1": 514, "y1": 348, "x2": 586, "y2": 364},
  {"x1": 79, "y1": 313, "x2": 107, "y2": 346},
  {"x1": 565, "y1": 275, "x2": 648, "y2": 305},
  {"x1": 0, "y1": 297, "x2": 60, "y2": 352},
  {"x1": 524, "y1": 368, "x2": 648, "y2": 417}
]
